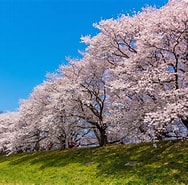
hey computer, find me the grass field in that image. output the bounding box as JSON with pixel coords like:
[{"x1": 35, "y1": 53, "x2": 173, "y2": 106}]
[{"x1": 0, "y1": 140, "x2": 187, "y2": 185}]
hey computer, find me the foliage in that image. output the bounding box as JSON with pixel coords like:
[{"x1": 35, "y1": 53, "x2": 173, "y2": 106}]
[{"x1": 0, "y1": 0, "x2": 188, "y2": 153}]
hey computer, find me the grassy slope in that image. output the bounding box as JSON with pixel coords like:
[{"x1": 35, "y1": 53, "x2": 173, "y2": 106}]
[{"x1": 0, "y1": 140, "x2": 187, "y2": 185}]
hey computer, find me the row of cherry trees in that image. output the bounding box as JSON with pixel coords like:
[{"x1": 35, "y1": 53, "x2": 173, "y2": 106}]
[{"x1": 0, "y1": 0, "x2": 188, "y2": 154}]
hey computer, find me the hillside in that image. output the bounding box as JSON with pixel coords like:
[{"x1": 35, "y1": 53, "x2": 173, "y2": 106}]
[{"x1": 0, "y1": 140, "x2": 187, "y2": 185}]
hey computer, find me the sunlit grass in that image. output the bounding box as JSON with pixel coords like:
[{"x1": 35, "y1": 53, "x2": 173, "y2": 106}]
[{"x1": 0, "y1": 140, "x2": 187, "y2": 185}]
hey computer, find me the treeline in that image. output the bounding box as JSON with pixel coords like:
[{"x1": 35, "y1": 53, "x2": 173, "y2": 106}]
[{"x1": 0, "y1": 0, "x2": 188, "y2": 154}]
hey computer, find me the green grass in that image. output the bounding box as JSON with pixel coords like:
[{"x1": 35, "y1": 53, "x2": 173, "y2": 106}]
[{"x1": 0, "y1": 140, "x2": 188, "y2": 185}]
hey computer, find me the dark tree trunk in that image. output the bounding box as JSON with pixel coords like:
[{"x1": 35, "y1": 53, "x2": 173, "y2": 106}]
[
  {"x1": 98, "y1": 127, "x2": 108, "y2": 147},
  {"x1": 182, "y1": 118, "x2": 188, "y2": 130},
  {"x1": 34, "y1": 140, "x2": 40, "y2": 151},
  {"x1": 57, "y1": 135, "x2": 66, "y2": 150}
]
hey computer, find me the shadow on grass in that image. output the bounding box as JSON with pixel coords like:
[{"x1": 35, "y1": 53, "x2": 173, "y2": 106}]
[
  {"x1": 93, "y1": 140, "x2": 188, "y2": 184},
  {"x1": 9, "y1": 147, "x2": 96, "y2": 167},
  {"x1": 7, "y1": 140, "x2": 188, "y2": 184}
]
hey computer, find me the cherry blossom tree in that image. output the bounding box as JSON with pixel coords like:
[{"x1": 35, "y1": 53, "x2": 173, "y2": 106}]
[
  {"x1": 2, "y1": 0, "x2": 188, "y2": 154},
  {"x1": 57, "y1": 58, "x2": 113, "y2": 146},
  {"x1": 114, "y1": 0, "x2": 188, "y2": 139},
  {"x1": 81, "y1": 0, "x2": 188, "y2": 140},
  {"x1": 134, "y1": 0, "x2": 188, "y2": 138},
  {"x1": 39, "y1": 78, "x2": 92, "y2": 149},
  {"x1": 0, "y1": 112, "x2": 20, "y2": 154},
  {"x1": 15, "y1": 84, "x2": 50, "y2": 152}
]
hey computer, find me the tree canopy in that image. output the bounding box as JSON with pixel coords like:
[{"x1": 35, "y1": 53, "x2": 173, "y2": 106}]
[{"x1": 0, "y1": 0, "x2": 187, "y2": 154}]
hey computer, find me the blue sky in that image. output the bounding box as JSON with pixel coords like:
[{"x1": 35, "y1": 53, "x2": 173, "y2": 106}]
[{"x1": 0, "y1": 0, "x2": 168, "y2": 112}]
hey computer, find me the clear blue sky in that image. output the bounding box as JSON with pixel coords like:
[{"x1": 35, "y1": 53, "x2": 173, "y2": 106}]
[{"x1": 0, "y1": 0, "x2": 168, "y2": 112}]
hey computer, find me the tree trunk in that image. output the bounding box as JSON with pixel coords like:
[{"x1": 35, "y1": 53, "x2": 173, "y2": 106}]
[
  {"x1": 65, "y1": 138, "x2": 69, "y2": 149},
  {"x1": 98, "y1": 127, "x2": 108, "y2": 147},
  {"x1": 182, "y1": 118, "x2": 188, "y2": 130},
  {"x1": 58, "y1": 135, "x2": 66, "y2": 150},
  {"x1": 34, "y1": 140, "x2": 40, "y2": 151},
  {"x1": 59, "y1": 140, "x2": 66, "y2": 150}
]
